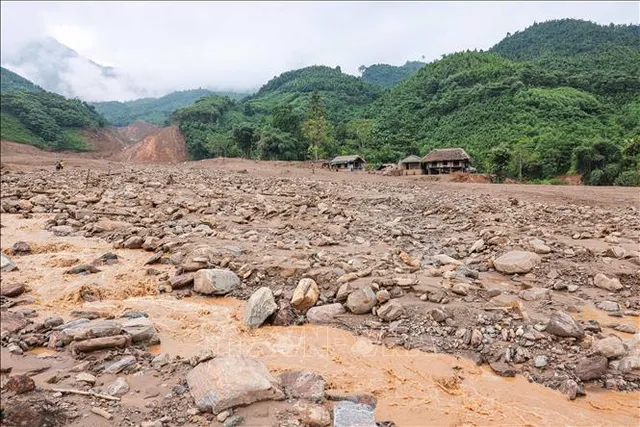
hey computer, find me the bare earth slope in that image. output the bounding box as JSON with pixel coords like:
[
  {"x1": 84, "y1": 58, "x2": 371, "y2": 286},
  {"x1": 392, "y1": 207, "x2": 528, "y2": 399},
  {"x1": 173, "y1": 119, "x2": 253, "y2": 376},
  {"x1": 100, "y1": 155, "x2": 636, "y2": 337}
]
[
  {"x1": 113, "y1": 125, "x2": 189, "y2": 163},
  {"x1": 115, "y1": 121, "x2": 160, "y2": 144}
]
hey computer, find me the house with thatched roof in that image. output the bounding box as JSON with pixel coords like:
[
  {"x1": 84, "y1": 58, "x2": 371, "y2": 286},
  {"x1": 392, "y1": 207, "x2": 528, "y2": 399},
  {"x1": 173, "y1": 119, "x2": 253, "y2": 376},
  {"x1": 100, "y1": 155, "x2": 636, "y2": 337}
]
[
  {"x1": 329, "y1": 155, "x2": 366, "y2": 171},
  {"x1": 422, "y1": 148, "x2": 471, "y2": 174},
  {"x1": 399, "y1": 155, "x2": 424, "y2": 175}
]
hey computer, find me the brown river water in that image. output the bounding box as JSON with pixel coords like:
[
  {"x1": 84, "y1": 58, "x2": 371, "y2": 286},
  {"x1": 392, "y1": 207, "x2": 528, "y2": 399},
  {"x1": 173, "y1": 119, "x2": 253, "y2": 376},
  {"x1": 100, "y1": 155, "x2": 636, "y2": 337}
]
[{"x1": 2, "y1": 214, "x2": 639, "y2": 426}]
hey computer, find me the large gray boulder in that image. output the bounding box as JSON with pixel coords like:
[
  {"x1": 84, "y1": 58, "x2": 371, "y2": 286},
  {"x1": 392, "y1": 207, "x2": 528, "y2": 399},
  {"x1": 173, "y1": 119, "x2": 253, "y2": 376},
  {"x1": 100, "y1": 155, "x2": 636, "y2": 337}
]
[
  {"x1": 244, "y1": 287, "x2": 277, "y2": 328},
  {"x1": 306, "y1": 303, "x2": 346, "y2": 324},
  {"x1": 377, "y1": 300, "x2": 404, "y2": 322},
  {"x1": 186, "y1": 356, "x2": 284, "y2": 414},
  {"x1": 333, "y1": 401, "x2": 376, "y2": 427},
  {"x1": 592, "y1": 336, "x2": 627, "y2": 359},
  {"x1": 194, "y1": 269, "x2": 240, "y2": 295},
  {"x1": 1, "y1": 253, "x2": 18, "y2": 272},
  {"x1": 345, "y1": 287, "x2": 376, "y2": 314},
  {"x1": 593, "y1": 273, "x2": 623, "y2": 292},
  {"x1": 576, "y1": 355, "x2": 608, "y2": 381},
  {"x1": 545, "y1": 311, "x2": 584, "y2": 339},
  {"x1": 121, "y1": 317, "x2": 160, "y2": 345},
  {"x1": 60, "y1": 320, "x2": 123, "y2": 345},
  {"x1": 493, "y1": 251, "x2": 541, "y2": 274}
]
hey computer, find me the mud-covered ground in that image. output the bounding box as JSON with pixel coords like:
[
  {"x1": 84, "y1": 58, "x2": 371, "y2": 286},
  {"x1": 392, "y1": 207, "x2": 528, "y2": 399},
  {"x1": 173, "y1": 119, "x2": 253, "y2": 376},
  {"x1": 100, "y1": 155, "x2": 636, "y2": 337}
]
[{"x1": 1, "y1": 157, "x2": 639, "y2": 427}]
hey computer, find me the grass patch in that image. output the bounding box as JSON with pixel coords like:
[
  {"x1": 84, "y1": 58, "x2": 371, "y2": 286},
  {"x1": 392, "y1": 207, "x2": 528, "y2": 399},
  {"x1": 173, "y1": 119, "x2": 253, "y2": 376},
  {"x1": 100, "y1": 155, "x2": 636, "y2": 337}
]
[{"x1": 0, "y1": 112, "x2": 45, "y2": 147}]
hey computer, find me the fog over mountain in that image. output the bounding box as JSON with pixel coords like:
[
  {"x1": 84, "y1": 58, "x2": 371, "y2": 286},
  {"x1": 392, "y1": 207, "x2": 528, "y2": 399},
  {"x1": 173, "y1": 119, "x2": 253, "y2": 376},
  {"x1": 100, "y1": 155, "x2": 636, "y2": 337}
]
[{"x1": 1, "y1": 1, "x2": 637, "y2": 102}]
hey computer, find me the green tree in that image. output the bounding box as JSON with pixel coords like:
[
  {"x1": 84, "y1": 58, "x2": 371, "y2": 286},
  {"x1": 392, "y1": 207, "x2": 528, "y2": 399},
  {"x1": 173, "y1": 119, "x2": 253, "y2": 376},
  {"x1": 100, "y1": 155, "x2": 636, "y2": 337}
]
[
  {"x1": 232, "y1": 123, "x2": 258, "y2": 157},
  {"x1": 490, "y1": 145, "x2": 512, "y2": 181},
  {"x1": 302, "y1": 91, "x2": 334, "y2": 160}
]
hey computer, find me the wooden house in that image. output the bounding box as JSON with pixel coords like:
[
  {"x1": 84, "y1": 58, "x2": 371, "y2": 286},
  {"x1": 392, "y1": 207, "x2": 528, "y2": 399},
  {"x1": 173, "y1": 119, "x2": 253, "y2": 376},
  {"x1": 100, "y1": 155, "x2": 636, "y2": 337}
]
[
  {"x1": 422, "y1": 148, "x2": 471, "y2": 174},
  {"x1": 329, "y1": 155, "x2": 366, "y2": 171},
  {"x1": 399, "y1": 155, "x2": 424, "y2": 175}
]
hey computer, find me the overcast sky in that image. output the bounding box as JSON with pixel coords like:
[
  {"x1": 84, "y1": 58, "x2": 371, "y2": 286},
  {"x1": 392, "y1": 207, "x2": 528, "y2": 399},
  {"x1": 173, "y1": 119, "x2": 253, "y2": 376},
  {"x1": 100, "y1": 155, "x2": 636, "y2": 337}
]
[{"x1": 1, "y1": 1, "x2": 638, "y2": 100}]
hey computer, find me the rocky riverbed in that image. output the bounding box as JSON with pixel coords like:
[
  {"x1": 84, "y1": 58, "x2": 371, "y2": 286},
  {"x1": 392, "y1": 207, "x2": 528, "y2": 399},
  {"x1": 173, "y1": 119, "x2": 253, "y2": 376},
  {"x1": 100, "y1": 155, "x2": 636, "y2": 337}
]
[{"x1": 1, "y1": 160, "x2": 639, "y2": 426}]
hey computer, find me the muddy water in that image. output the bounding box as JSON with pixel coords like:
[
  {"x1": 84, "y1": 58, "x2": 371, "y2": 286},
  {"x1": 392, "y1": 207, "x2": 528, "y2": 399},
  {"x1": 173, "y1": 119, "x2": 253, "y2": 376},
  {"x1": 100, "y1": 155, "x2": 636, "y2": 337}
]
[{"x1": 2, "y1": 214, "x2": 640, "y2": 426}]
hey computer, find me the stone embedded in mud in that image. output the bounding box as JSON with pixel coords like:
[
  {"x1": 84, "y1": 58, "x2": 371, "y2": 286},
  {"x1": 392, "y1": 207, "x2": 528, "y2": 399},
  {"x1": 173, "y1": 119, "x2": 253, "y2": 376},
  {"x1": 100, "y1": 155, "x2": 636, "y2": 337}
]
[
  {"x1": 64, "y1": 263, "x2": 100, "y2": 275},
  {"x1": 592, "y1": 336, "x2": 627, "y2": 359},
  {"x1": 6, "y1": 375, "x2": 35, "y2": 394},
  {"x1": 489, "y1": 361, "x2": 516, "y2": 377},
  {"x1": 593, "y1": 273, "x2": 623, "y2": 292},
  {"x1": 272, "y1": 301, "x2": 297, "y2": 326},
  {"x1": 1, "y1": 253, "x2": 18, "y2": 272},
  {"x1": 335, "y1": 283, "x2": 353, "y2": 303},
  {"x1": 194, "y1": 269, "x2": 240, "y2": 295},
  {"x1": 576, "y1": 355, "x2": 608, "y2": 381},
  {"x1": 493, "y1": 251, "x2": 541, "y2": 274},
  {"x1": 433, "y1": 254, "x2": 463, "y2": 266},
  {"x1": 518, "y1": 287, "x2": 550, "y2": 301},
  {"x1": 377, "y1": 300, "x2": 404, "y2": 322},
  {"x1": 123, "y1": 236, "x2": 144, "y2": 249},
  {"x1": 244, "y1": 287, "x2": 277, "y2": 328},
  {"x1": 169, "y1": 274, "x2": 194, "y2": 289},
  {"x1": 617, "y1": 356, "x2": 640, "y2": 376},
  {"x1": 222, "y1": 415, "x2": 244, "y2": 427},
  {"x1": 376, "y1": 289, "x2": 390, "y2": 304},
  {"x1": 70, "y1": 335, "x2": 131, "y2": 352},
  {"x1": 345, "y1": 286, "x2": 376, "y2": 314},
  {"x1": 151, "y1": 352, "x2": 171, "y2": 369},
  {"x1": 333, "y1": 401, "x2": 376, "y2": 427},
  {"x1": 545, "y1": 311, "x2": 584, "y2": 339},
  {"x1": 10, "y1": 241, "x2": 31, "y2": 256},
  {"x1": 294, "y1": 401, "x2": 331, "y2": 427},
  {"x1": 186, "y1": 356, "x2": 285, "y2": 414},
  {"x1": 60, "y1": 320, "x2": 123, "y2": 345},
  {"x1": 106, "y1": 377, "x2": 130, "y2": 397},
  {"x1": 1, "y1": 310, "x2": 29, "y2": 334},
  {"x1": 430, "y1": 308, "x2": 451, "y2": 323},
  {"x1": 527, "y1": 238, "x2": 551, "y2": 254},
  {"x1": 142, "y1": 236, "x2": 162, "y2": 251},
  {"x1": 306, "y1": 303, "x2": 346, "y2": 324},
  {"x1": 291, "y1": 278, "x2": 320, "y2": 312},
  {"x1": 102, "y1": 355, "x2": 137, "y2": 374},
  {"x1": 596, "y1": 300, "x2": 620, "y2": 312},
  {"x1": 605, "y1": 246, "x2": 626, "y2": 259},
  {"x1": 451, "y1": 283, "x2": 469, "y2": 296},
  {"x1": 121, "y1": 317, "x2": 160, "y2": 345},
  {"x1": 1, "y1": 282, "x2": 25, "y2": 297},
  {"x1": 558, "y1": 379, "x2": 580, "y2": 400},
  {"x1": 469, "y1": 239, "x2": 485, "y2": 253},
  {"x1": 278, "y1": 370, "x2": 326, "y2": 402},
  {"x1": 75, "y1": 372, "x2": 96, "y2": 385}
]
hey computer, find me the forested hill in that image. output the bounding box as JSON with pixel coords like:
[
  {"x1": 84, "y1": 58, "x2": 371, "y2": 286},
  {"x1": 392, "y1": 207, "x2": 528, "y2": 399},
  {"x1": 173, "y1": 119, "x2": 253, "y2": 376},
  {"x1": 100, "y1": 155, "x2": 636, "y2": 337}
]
[
  {"x1": 0, "y1": 67, "x2": 106, "y2": 150},
  {"x1": 1, "y1": 67, "x2": 43, "y2": 93},
  {"x1": 92, "y1": 89, "x2": 250, "y2": 126},
  {"x1": 358, "y1": 61, "x2": 426, "y2": 88},
  {"x1": 368, "y1": 19, "x2": 640, "y2": 185}
]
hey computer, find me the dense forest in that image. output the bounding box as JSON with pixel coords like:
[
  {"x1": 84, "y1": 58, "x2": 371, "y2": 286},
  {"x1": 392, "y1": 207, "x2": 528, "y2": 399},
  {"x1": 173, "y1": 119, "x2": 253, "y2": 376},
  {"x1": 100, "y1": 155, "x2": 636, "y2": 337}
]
[
  {"x1": 92, "y1": 89, "x2": 250, "y2": 126},
  {"x1": 1, "y1": 66, "x2": 106, "y2": 150},
  {"x1": 359, "y1": 61, "x2": 426, "y2": 88},
  {"x1": 170, "y1": 19, "x2": 639, "y2": 185}
]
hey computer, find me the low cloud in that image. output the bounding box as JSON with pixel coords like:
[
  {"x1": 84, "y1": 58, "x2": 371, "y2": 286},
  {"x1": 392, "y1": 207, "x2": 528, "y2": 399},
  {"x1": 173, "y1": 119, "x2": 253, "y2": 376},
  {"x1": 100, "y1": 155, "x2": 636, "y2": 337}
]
[{"x1": 1, "y1": 2, "x2": 638, "y2": 102}]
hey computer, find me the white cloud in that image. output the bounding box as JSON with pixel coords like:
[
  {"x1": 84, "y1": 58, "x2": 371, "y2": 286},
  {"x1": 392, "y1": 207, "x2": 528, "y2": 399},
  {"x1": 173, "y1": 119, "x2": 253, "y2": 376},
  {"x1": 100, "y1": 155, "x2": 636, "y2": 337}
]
[{"x1": 1, "y1": 1, "x2": 638, "y2": 102}]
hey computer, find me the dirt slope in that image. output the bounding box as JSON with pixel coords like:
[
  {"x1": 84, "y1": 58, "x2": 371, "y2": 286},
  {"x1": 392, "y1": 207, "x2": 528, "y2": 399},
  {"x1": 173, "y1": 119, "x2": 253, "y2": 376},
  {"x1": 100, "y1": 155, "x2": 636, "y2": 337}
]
[
  {"x1": 81, "y1": 127, "x2": 129, "y2": 157},
  {"x1": 112, "y1": 125, "x2": 189, "y2": 163},
  {"x1": 115, "y1": 121, "x2": 160, "y2": 144}
]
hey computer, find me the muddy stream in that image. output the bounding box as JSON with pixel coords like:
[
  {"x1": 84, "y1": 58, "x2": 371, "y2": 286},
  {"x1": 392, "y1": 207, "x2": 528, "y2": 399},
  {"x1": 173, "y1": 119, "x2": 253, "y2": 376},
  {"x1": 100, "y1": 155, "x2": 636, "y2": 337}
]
[{"x1": 1, "y1": 214, "x2": 639, "y2": 426}]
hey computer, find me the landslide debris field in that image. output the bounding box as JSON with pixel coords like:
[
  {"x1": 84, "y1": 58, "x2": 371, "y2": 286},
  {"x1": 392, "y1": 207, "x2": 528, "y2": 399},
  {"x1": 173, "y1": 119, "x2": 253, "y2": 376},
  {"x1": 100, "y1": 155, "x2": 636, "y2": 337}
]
[{"x1": 0, "y1": 157, "x2": 639, "y2": 427}]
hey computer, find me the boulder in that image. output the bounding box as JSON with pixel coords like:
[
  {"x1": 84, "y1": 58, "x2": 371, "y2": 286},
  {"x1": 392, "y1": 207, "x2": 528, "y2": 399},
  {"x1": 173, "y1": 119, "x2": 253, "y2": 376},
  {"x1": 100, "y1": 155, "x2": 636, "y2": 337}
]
[
  {"x1": 123, "y1": 236, "x2": 144, "y2": 249},
  {"x1": 295, "y1": 402, "x2": 331, "y2": 427},
  {"x1": 70, "y1": 335, "x2": 131, "y2": 352},
  {"x1": 194, "y1": 269, "x2": 240, "y2": 295},
  {"x1": 617, "y1": 356, "x2": 640, "y2": 375},
  {"x1": 493, "y1": 251, "x2": 541, "y2": 274},
  {"x1": 1, "y1": 253, "x2": 18, "y2": 272},
  {"x1": 102, "y1": 355, "x2": 137, "y2": 374},
  {"x1": 306, "y1": 303, "x2": 345, "y2": 324},
  {"x1": 121, "y1": 317, "x2": 160, "y2": 345},
  {"x1": 518, "y1": 287, "x2": 550, "y2": 301},
  {"x1": 469, "y1": 239, "x2": 485, "y2": 253},
  {"x1": 60, "y1": 320, "x2": 123, "y2": 345},
  {"x1": 278, "y1": 370, "x2": 326, "y2": 402},
  {"x1": 333, "y1": 401, "x2": 376, "y2": 427},
  {"x1": 272, "y1": 301, "x2": 296, "y2": 327},
  {"x1": 377, "y1": 300, "x2": 404, "y2": 322},
  {"x1": 433, "y1": 254, "x2": 463, "y2": 266},
  {"x1": 576, "y1": 355, "x2": 608, "y2": 381},
  {"x1": 186, "y1": 356, "x2": 284, "y2": 414},
  {"x1": 528, "y1": 239, "x2": 551, "y2": 254},
  {"x1": 345, "y1": 287, "x2": 376, "y2": 314},
  {"x1": 592, "y1": 336, "x2": 627, "y2": 359},
  {"x1": 605, "y1": 246, "x2": 626, "y2": 259},
  {"x1": 10, "y1": 241, "x2": 31, "y2": 256},
  {"x1": 545, "y1": 311, "x2": 584, "y2": 339},
  {"x1": 244, "y1": 287, "x2": 277, "y2": 328},
  {"x1": 375, "y1": 289, "x2": 390, "y2": 304},
  {"x1": 106, "y1": 377, "x2": 130, "y2": 397},
  {"x1": 593, "y1": 273, "x2": 623, "y2": 292},
  {"x1": 291, "y1": 278, "x2": 320, "y2": 311},
  {"x1": 5, "y1": 375, "x2": 35, "y2": 394},
  {"x1": 151, "y1": 352, "x2": 171, "y2": 368},
  {"x1": 1, "y1": 282, "x2": 25, "y2": 297},
  {"x1": 335, "y1": 283, "x2": 353, "y2": 303}
]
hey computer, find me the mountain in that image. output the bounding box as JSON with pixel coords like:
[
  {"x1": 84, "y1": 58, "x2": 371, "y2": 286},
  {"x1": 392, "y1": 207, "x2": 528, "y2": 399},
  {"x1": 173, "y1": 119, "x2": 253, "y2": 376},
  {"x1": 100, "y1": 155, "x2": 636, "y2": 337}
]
[
  {"x1": 359, "y1": 61, "x2": 426, "y2": 88},
  {"x1": 1, "y1": 67, "x2": 43, "y2": 93},
  {"x1": 0, "y1": 67, "x2": 107, "y2": 150},
  {"x1": 367, "y1": 19, "x2": 640, "y2": 184},
  {"x1": 1, "y1": 37, "x2": 148, "y2": 102},
  {"x1": 92, "y1": 89, "x2": 250, "y2": 126}
]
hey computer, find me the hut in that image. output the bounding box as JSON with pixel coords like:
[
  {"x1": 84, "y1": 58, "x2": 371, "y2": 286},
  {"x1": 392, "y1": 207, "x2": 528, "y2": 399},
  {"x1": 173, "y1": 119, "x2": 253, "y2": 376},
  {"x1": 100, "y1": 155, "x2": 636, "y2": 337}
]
[
  {"x1": 329, "y1": 155, "x2": 366, "y2": 171},
  {"x1": 399, "y1": 155, "x2": 424, "y2": 175},
  {"x1": 422, "y1": 148, "x2": 471, "y2": 175}
]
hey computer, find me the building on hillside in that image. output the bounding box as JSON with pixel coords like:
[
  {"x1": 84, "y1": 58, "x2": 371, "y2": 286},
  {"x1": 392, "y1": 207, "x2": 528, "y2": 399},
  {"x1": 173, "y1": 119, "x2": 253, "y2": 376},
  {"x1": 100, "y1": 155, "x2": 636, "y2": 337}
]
[
  {"x1": 329, "y1": 155, "x2": 366, "y2": 171},
  {"x1": 422, "y1": 148, "x2": 471, "y2": 174},
  {"x1": 399, "y1": 155, "x2": 424, "y2": 175}
]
